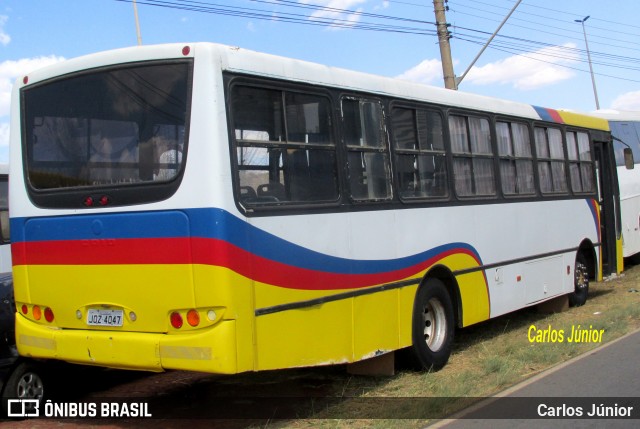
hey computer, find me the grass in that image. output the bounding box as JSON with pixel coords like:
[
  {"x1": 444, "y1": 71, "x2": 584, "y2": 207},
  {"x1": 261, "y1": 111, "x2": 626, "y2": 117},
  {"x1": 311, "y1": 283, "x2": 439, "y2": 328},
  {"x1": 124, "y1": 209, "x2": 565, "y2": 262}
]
[{"x1": 260, "y1": 261, "x2": 640, "y2": 428}]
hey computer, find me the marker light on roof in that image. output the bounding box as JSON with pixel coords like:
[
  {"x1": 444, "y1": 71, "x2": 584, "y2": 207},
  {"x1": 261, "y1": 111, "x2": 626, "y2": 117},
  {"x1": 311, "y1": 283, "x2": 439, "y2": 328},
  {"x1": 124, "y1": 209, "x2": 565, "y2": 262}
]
[{"x1": 182, "y1": 46, "x2": 190, "y2": 56}]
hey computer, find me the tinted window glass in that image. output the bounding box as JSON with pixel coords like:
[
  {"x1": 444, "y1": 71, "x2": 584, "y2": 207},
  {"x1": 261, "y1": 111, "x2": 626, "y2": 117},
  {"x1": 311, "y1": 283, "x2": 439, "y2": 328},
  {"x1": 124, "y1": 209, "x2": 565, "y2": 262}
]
[{"x1": 23, "y1": 61, "x2": 191, "y2": 194}]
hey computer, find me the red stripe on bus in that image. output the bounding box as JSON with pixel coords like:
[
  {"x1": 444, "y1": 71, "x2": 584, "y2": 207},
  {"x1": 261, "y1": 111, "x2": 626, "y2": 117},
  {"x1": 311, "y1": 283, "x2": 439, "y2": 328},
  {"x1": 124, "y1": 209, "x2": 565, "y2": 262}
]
[
  {"x1": 546, "y1": 108, "x2": 565, "y2": 124},
  {"x1": 11, "y1": 238, "x2": 480, "y2": 291}
]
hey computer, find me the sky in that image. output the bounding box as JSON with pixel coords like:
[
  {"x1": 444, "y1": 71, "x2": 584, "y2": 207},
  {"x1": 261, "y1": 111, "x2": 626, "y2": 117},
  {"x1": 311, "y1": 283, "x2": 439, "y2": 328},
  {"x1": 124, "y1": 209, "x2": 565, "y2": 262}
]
[{"x1": 1, "y1": 0, "x2": 639, "y2": 163}]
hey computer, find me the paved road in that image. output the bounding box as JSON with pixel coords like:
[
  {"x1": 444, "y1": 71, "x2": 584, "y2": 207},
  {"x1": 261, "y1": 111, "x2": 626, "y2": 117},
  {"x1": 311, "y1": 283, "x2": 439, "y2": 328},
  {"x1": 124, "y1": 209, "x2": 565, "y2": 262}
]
[{"x1": 431, "y1": 329, "x2": 640, "y2": 429}]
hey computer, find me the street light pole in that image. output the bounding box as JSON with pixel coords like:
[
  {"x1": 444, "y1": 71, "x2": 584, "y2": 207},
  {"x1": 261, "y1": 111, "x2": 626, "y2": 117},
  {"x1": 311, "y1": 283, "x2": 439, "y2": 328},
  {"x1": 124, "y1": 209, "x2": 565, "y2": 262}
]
[
  {"x1": 133, "y1": 0, "x2": 143, "y2": 46},
  {"x1": 575, "y1": 16, "x2": 600, "y2": 110}
]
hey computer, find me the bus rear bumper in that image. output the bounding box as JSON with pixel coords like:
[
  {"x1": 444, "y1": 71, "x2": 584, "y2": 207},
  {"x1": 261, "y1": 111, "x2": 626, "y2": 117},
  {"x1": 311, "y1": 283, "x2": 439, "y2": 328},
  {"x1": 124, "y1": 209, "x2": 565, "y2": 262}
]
[{"x1": 15, "y1": 314, "x2": 239, "y2": 374}]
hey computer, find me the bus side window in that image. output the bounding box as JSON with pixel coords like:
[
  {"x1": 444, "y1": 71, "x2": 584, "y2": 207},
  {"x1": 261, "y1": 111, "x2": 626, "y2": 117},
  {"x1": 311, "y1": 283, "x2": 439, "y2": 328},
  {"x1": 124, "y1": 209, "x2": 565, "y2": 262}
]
[
  {"x1": 342, "y1": 98, "x2": 392, "y2": 201},
  {"x1": 535, "y1": 126, "x2": 568, "y2": 194},
  {"x1": 0, "y1": 210, "x2": 8, "y2": 244},
  {"x1": 391, "y1": 106, "x2": 448, "y2": 200},
  {"x1": 0, "y1": 176, "x2": 7, "y2": 243},
  {"x1": 232, "y1": 85, "x2": 339, "y2": 206},
  {"x1": 496, "y1": 121, "x2": 535, "y2": 196},
  {"x1": 449, "y1": 114, "x2": 496, "y2": 197}
]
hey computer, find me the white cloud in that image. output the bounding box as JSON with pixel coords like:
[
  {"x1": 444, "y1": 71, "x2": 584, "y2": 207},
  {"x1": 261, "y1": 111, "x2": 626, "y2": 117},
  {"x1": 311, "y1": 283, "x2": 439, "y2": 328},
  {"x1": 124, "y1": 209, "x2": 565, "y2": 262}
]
[
  {"x1": 395, "y1": 58, "x2": 443, "y2": 86},
  {"x1": 301, "y1": 0, "x2": 367, "y2": 29},
  {"x1": 396, "y1": 44, "x2": 580, "y2": 92},
  {"x1": 0, "y1": 55, "x2": 65, "y2": 153},
  {"x1": 462, "y1": 43, "x2": 579, "y2": 90},
  {"x1": 0, "y1": 15, "x2": 10, "y2": 46},
  {"x1": 0, "y1": 56, "x2": 65, "y2": 117},
  {"x1": 374, "y1": 1, "x2": 389, "y2": 11},
  {"x1": 611, "y1": 91, "x2": 640, "y2": 111}
]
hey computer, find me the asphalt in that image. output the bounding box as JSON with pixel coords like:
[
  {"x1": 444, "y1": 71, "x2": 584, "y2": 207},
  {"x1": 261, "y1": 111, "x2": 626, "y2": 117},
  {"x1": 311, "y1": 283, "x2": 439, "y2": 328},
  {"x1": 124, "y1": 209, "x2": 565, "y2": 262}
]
[{"x1": 429, "y1": 328, "x2": 640, "y2": 428}]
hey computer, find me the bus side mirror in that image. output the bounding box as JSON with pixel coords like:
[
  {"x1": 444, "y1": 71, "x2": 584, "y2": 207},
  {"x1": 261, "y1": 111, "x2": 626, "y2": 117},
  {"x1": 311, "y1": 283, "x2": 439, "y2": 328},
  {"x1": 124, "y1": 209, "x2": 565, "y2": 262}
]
[{"x1": 624, "y1": 148, "x2": 635, "y2": 170}]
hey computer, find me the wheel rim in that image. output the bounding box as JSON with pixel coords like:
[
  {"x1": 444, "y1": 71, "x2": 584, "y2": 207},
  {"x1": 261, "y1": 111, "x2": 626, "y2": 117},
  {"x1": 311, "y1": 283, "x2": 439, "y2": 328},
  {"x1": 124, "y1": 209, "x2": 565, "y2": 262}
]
[
  {"x1": 422, "y1": 297, "x2": 447, "y2": 351},
  {"x1": 575, "y1": 260, "x2": 589, "y2": 291},
  {"x1": 17, "y1": 372, "x2": 44, "y2": 400}
]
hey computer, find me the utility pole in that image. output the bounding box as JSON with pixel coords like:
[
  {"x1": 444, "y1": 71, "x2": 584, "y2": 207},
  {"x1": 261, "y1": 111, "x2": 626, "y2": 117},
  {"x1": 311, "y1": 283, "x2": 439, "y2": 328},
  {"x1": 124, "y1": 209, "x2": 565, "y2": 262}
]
[
  {"x1": 433, "y1": 0, "x2": 456, "y2": 90},
  {"x1": 133, "y1": 0, "x2": 143, "y2": 46},
  {"x1": 575, "y1": 16, "x2": 600, "y2": 110}
]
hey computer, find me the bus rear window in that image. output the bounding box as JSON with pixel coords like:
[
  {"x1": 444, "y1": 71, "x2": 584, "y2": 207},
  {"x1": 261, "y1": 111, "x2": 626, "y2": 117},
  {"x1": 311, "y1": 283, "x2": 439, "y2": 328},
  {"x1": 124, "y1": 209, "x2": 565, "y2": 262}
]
[{"x1": 22, "y1": 60, "x2": 192, "y2": 207}]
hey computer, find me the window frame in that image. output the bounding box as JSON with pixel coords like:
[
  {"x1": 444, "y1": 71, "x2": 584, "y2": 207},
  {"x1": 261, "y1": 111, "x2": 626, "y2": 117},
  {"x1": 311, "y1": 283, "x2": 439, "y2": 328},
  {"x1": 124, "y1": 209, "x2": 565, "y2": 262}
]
[
  {"x1": 496, "y1": 119, "x2": 536, "y2": 198},
  {"x1": 21, "y1": 59, "x2": 193, "y2": 209},
  {"x1": 566, "y1": 129, "x2": 596, "y2": 194},
  {"x1": 448, "y1": 112, "x2": 497, "y2": 199},
  {"x1": 227, "y1": 78, "x2": 341, "y2": 211},
  {"x1": 341, "y1": 96, "x2": 393, "y2": 203},
  {"x1": 390, "y1": 103, "x2": 449, "y2": 202},
  {"x1": 534, "y1": 125, "x2": 569, "y2": 195}
]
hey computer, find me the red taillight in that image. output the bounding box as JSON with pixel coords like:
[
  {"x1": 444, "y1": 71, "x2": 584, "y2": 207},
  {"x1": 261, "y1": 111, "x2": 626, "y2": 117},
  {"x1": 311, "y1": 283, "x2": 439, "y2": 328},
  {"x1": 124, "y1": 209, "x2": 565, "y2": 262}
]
[
  {"x1": 187, "y1": 309, "x2": 200, "y2": 327},
  {"x1": 83, "y1": 196, "x2": 94, "y2": 207},
  {"x1": 170, "y1": 312, "x2": 183, "y2": 329},
  {"x1": 44, "y1": 307, "x2": 54, "y2": 323},
  {"x1": 99, "y1": 195, "x2": 110, "y2": 206},
  {"x1": 33, "y1": 305, "x2": 42, "y2": 321},
  {"x1": 21, "y1": 304, "x2": 28, "y2": 314}
]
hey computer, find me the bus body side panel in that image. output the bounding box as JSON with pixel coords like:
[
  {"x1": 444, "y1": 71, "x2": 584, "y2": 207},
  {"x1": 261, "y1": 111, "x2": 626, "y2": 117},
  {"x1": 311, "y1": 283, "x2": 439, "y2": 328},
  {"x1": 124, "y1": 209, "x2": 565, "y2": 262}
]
[
  {"x1": 248, "y1": 197, "x2": 599, "y2": 371},
  {"x1": 617, "y1": 167, "x2": 640, "y2": 258}
]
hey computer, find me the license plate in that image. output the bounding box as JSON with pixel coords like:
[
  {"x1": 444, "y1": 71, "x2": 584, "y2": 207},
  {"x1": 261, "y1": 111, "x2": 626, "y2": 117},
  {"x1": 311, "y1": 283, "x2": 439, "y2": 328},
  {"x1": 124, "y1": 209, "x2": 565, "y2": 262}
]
[{"x1": 87, "y1": 309, "x2": 124, "y2": 327}]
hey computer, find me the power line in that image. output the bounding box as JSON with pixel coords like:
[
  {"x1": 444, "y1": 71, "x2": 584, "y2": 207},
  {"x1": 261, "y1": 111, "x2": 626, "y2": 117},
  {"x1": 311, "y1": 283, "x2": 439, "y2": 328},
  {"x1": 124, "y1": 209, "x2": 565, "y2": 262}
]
[
  {"x1": 113, "y1": 0, "x2": 438, "y2": 34},
  {"x1": 450, "y1": 0, "x2": 640, "y2": 53},
  {"x1": 109, "y1": 0, "x2": 640, "y2": 84}
]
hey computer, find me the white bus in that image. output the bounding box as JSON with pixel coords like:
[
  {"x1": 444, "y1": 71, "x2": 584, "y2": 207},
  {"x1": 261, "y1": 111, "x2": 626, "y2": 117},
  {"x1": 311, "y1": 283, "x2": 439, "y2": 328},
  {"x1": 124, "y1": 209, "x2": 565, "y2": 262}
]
[
  {"x1": 592, "y1": 110, "x2": 640, "y2": 260},
  {"x1": 9, "y1": 43, "x2": 621, "y2": 374}
]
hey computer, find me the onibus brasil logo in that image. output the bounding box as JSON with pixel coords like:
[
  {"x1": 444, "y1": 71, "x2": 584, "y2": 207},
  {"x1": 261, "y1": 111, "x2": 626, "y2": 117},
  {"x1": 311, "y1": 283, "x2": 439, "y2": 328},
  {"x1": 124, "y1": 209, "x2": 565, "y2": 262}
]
[{"x1": 7, "y1": 399, "x2": 152, "y2": 418}]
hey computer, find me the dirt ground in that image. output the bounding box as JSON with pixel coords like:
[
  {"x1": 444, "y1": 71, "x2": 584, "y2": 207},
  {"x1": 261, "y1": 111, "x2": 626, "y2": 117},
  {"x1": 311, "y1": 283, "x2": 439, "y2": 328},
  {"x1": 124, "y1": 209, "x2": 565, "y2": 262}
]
[{"x1": 2, "y1": 262, "x2": 640, "y2": 428}]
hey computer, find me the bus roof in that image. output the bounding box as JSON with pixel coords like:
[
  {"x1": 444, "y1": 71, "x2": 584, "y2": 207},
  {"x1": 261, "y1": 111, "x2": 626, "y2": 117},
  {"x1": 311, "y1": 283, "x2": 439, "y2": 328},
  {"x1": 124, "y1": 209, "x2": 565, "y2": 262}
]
[{"x1": 19, "y1": 42, "x2": 610, "y2": 131}]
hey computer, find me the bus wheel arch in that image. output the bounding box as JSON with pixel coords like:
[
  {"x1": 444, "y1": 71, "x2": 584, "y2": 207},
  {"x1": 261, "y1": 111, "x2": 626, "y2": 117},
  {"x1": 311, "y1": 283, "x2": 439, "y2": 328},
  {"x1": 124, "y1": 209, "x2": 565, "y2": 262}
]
[{"x1": 409, "y1": 267, "x2": 458, "y2": 370}]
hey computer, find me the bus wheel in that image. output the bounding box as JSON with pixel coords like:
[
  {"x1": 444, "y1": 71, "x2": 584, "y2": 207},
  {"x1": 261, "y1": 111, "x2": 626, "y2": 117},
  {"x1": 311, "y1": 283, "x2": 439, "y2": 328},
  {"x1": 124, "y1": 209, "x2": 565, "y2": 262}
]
[
  {"x1": 411, "y1": 278, "x2": 454, "y2": 371},
  {"x1": 569, "y1": 254, "x2": 589, "y2": 307}
]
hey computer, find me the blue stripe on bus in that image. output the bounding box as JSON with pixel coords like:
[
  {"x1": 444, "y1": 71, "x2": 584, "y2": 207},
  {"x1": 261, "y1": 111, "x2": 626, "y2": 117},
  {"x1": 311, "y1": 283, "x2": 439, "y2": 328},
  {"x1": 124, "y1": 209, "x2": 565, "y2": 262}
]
[{"x1": 10, "y1": 208, "x2": 482, "y2": 276}]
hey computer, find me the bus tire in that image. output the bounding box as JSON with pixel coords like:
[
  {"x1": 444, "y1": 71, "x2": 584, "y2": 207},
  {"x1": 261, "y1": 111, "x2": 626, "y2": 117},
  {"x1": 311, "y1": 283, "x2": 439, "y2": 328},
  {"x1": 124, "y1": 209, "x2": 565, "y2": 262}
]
[
  {"x1": 569, "y1": 253, "x2": 589, "y2": 307},
  {"x1": 410, "y1": 278, "x2": 454, "y2": 371}
]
